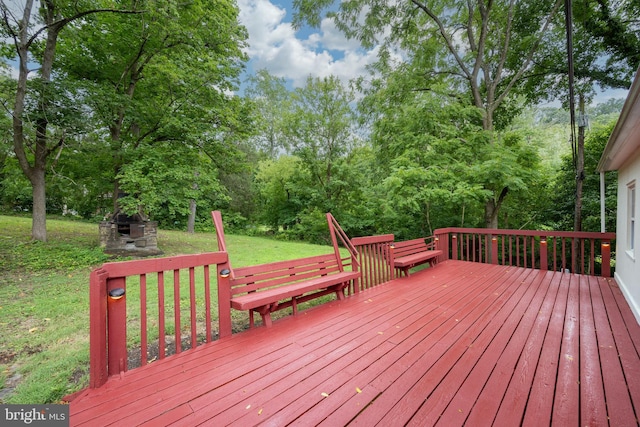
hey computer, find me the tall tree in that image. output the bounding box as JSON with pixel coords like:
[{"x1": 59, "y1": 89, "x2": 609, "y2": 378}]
[
  {"x1": 55, "y1": 0, "x2": 249, "y2": 226},
  {"x1": 294, "y1": 0, "x2": 564, "y2": 228},
  {"x1": 0, "y1": 0, "x2": 139, "y2": 241},
  {"x1": 283, "y1": 75, "x2": 359, "y2": 211},
  {"x1": 245, "y1": 69, "x2": 291, "y2": 158}
]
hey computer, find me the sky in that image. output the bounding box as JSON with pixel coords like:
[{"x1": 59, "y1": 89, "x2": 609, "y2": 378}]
[
  {"x1": 2, "y1": 0, "x2": 628, "y2": 104},
  {"x1": 236, "y1": 0, "x2": 628, "y2": 104},
  {"x1": 236, "y1": 0, "x2": 378, "y2": 88}
]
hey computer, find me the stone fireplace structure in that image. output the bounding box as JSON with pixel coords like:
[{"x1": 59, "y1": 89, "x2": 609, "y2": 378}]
[{"x1": 99, "y1": 210, "x2": 162, "y2": 256}]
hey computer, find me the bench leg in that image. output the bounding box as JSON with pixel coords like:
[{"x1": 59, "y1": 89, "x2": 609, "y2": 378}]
[
  {"x1": 261, "y1": 312, "x2": 273, "y2": 327},
  {"x1": 257, "y1": 305, "x2": 275, "y2": 327},
  {"x1": 292, "y1": 297, "x2": 298, "y2": 316}
]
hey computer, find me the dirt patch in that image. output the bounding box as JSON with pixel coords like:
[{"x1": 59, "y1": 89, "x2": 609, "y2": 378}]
[
  {"x1": 126, "y1": 321, "x2": 253, "y2": 369},
  {"x1": 0, "y1": 365, "x2": 22, "y2": 403},
  {"x1": 127, "y1": 333, "x2": 216, "y2": 369},
  {"x1": 0, "y1": 351, "x2": 17, "y2": 364}
]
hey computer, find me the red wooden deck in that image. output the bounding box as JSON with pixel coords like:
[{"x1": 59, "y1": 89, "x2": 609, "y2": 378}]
[{"x1": 69, "y1": 260, "x2": 640, "y2": 426}]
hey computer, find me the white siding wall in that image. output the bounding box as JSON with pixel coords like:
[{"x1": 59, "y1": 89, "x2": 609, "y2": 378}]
[{"x1": 616, "y1": 150, "x2": 640, "y2": 324}]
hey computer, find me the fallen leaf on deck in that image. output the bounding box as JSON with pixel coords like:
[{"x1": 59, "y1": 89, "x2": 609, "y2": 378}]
[
  {"x1": 246, "y1": 405, "x2": 251, "y2": 410},
  {"x1": 321, "y1": 392, "x2": 329, "y2": 398},
  {"x1": 356, "y1": 387, "x2": 362, "y2": 393},
  {"x1": 258, "y1": 408, "x2": 263, "y2": 415}
]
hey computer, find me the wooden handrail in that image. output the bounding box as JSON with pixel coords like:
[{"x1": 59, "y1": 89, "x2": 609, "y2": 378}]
[
  {"x1": 326, "y1": 213, "x2": 360, "y2": 268},
  {"x1": 433, "y1": 228, "x2": 615, "y2": 277},
  {"x1": 352, "y1": 234, "x2": 394, "y2": 290},
  {"x1": 89, "y1": 252, "x2": 230, "y2": 388}
]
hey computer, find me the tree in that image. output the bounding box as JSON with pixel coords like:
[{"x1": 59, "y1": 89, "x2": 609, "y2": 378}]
[
  {"x1": 49, "y1": 0, "x2": 249, "y2": 233},
  {"x1": 254, "y1": 155, "x2": 306, "y2": 231},
  {"x1": 245, "y1": 69, "x2": 291, "y2": 158},
  {"x1": 282, "y1": 75, "x2": 360, "y2": 211},
  {"x1": 0, "y1": 0, "x2": 142, "y2": 241},
  {"x1": 574, "y1": 0, "x2": 640, "y2": 85},
  {"x1": 294, "y1": 0, "x2": 564, "y2": 228},
  {"x1": 548, "y1": 121, "x2": 617, "y2": 233}
]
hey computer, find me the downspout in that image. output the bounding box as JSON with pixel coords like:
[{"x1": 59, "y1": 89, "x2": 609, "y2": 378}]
[{"x1": 600, "y1": 171, "x2": 606, "y2": 233}]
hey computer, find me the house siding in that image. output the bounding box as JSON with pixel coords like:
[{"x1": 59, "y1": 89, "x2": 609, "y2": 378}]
[{"x1": 615, "y1": 150, "x2": 640, "y2": 324}]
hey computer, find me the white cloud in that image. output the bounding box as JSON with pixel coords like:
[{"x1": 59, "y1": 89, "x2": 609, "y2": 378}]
[{"x1": 237, "y1": 0, "x2": 377, "y2": 87}]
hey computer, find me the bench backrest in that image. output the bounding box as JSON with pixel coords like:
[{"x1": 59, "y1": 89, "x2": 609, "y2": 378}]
[
  {"x1": 393, "y1": 237, "x2": 438, "y2": 258},
  {"x1": 230, "y1": 254, "x2": 340, "y2": 296},
  {"x1": 212, "y1": 210, "x2": 357, "y2": 296}
]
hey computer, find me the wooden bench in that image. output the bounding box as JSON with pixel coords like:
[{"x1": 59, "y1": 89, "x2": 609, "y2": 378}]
[
  {"x1": 391, "y1": 237, "x2": 443, "y2": 277},
  {"x1": 212, "y1": 211, "x2": 360, "y2": 328}
]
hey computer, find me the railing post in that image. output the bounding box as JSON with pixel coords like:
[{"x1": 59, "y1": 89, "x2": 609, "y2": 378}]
[
  {"x1": 89, "y1": 268, "x2": 108, "y2": 388},
  {"x1": 389, "y1": 244, "x2": 396, "y2": 280},
  {"x1": 107, "y1": 277, "x2": 127, "y2": 377},
  {"x1": 452, "y1": 234, "x2": 458, "y2": 260},
  {"x1": 540, "y1": 237, "x2": 548, "y2": 271},
  {"x1": 491, "y1": 236, "x2": 498, "y2": 265},
  {"x1": 601, "y1": 241, "x2": 611, "y2": 277},
  {"x1": 218, "y1": 262, "x2": 232, "y2": 339}
]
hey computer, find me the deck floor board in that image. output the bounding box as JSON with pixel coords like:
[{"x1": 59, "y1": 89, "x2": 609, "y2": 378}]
[{"x1": 69, "y1": 261, "x2": 640, "y2": 426}]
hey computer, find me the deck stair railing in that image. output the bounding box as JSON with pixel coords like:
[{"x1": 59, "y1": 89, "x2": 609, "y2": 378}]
[
  {"x1": 326, "y1": 213, "x2": 361, "y2": 293},
  {"x1": 89, "y1": 252, "x2": 231, "y2": 388},
  {"x1": 434, "y1": 227, "x2": 615, "y2": 277},
  {"x1": 351, "y1": 234, "x2": 395, "y2": 290}
]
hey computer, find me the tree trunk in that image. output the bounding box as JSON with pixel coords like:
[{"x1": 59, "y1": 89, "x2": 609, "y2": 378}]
[
  {"x1": 485, "y1": 187, "x2": 509, "y2": 229},
  {"x1": 187, "y1": 199, "x2": 196, "y2": 234},
  {"x1": 484, "y1": 201, "x2": 499, "y2": 229},
  {"x1": 31, "y1": 168, "x2": 47, "y2": 242}
]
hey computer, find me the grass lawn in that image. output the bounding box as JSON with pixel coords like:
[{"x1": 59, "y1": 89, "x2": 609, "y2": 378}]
[{"x1": 0, "y1": 215, "x2": 334, "y2": 404}]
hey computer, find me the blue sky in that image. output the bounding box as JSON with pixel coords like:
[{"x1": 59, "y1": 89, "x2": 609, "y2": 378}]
[
  {"x1": 237, "y1": 0, "x2": 628, "y2": 104},
  {"x1": 3, "y1": 0, "x2": 627, "y2": 104},
  {"x1": 236, "y1": 0, "x2": 378, "y2": 88}
]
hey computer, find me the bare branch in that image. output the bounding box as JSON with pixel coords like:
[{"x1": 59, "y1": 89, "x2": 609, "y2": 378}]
[
  {"x1": 410, "y1": 0, "x2": 472, "y2": 80},
  {"x1": 494, "y1": 0, "x2": 564, "y2": 108}
]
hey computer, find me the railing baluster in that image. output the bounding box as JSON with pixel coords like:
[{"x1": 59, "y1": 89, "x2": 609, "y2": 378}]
[
  {"x1": 173, "y1": 269, "x2": 181, "y2": 354},
  {"x1": 590, "y1": 239, "x2": 595, "y2": 275},
  {"x1": 581, "y1": 239, "x2": 585, "y2": 275},
  {"x1": 204, "y1": 265, "x2": 211, "y2": 342},
  {"x1": 158, "y1": 271, "x2": 165, "y2": 359},
  {"x1": 431, "y1": 228, "x2": 614, "y2": 277},
  {"x1": 140, "y1": 274, "x2": 147, "y2": 366},
  {"x1": 189, "y1": 267, "x2": 197, "y2": 349}
]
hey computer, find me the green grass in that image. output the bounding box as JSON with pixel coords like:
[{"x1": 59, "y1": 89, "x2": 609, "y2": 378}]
[{"x1": 0, "y1": 215, "x2": 334, "y2": 404}]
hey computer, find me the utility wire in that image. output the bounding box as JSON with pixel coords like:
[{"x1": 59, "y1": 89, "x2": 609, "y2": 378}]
[{"x1": 564, "y1": 0, "x2": 577, "y2": 169}]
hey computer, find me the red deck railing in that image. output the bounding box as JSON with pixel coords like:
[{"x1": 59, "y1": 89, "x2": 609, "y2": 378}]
[
  {"x1": 326, "y1": 213, "x2": 361, "y2": 293},
  {"x1": 87, "y1": 225, "x2": 616, "y2": 390},
  {"x1": 89, "y1": 252, "x2": 231, "y2": 388},
  {"x1": 433, "y1": 228, "x2": 615, "y2": 277},
  {"x1": 351, "y1": 234, "x2": 395, "y2": 289}
]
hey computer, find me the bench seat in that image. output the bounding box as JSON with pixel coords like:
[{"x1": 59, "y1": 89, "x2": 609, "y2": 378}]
[
  {"x1": 392, "y1": 237, "x2": 442, "y2": 276},
  {"x1": 230, "y1": 270, "x2": 361, "y2": 312},
  {"x1": 393, "y1": 250, "x2": 443, "y2": 270},
  {"x1": 212, "y1": 210, "x2": 361, "y2": 331}
]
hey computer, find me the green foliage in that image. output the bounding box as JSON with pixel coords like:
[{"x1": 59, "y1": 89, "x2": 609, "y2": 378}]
[
  {"x1": 245, "y1": 70, "x2": 291, "y2": 157},
  {"x1": 0, "y1": 214, "x2": 335, "y2": 404},
  {"x1": 0, "y1": 217, "x2": 110, "y2": 274},
  {"x1": 117, "y1": 140, "x2": 230, "y2": 228},
  {"x1": 52, "y1": 0, "x2": 249, "y2": 227},
  {"x1": 548, "y1": 121, "x2": 618, "y2": 232}
]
